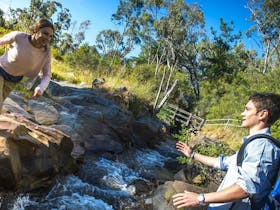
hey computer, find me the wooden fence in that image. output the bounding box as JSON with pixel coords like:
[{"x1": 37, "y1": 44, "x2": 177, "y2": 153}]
[
  {"x1": 163, "y1": 104, "x2": 205, "y2": 131},
  {"x1": 204, "y1": 119, "x2": 241, "y2": 128}
]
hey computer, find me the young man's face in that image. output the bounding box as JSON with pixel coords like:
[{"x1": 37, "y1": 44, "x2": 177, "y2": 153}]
[{"x1": 241, "y1": 100, "x2": 261, "y2": 129}]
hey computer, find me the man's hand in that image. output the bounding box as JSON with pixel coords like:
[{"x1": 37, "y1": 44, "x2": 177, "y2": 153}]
[
  {"x1": 33, "y1": 86, "x2": 43, "y2": 98},
  {"x1": 176, "y1": 141, "x2": 193, "y2": 158},
  {"x1": 172, "y1": 191, "x2": 200, "y2": 209}
]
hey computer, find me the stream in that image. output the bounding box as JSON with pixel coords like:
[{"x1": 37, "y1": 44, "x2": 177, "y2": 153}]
[{"x1": 0, "y1": 140, "x2": 180, "y2": 210}]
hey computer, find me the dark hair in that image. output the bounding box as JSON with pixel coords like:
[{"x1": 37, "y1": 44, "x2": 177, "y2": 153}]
[
  {"x1": 249, "y1": 92, "x2": 280, "y2": 126},
  {"x1": 30, "y1": 18, "x2": 54, "y2": 33}
]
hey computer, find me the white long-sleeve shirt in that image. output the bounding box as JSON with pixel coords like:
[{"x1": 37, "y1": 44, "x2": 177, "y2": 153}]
[
  {"x1": 0, "y1": 31, "x2": 51, "y2": 92},
  {"x1": 208, "y1": 128, "x2": 280, "y2": 209}
]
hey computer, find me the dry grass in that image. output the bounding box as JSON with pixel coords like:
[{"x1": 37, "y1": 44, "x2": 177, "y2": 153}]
[
  {"x1": 52, "y1": 59, "x2": 156, "y2": 104},
  {"x1": 197, "y1": 125, "x2": 248, "y2": 150},
  {"x1": 52, "y1": 60, "x2": 94, "y2": 85}
]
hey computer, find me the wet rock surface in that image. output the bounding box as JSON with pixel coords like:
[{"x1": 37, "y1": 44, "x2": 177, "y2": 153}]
[{"x1": 0, "y1": 80, "x2": 225, "y2": 209}]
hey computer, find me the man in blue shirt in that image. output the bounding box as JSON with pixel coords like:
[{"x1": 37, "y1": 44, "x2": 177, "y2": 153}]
[{"x1": 172, "y1": 92, "x2": 280, "y2": 209}]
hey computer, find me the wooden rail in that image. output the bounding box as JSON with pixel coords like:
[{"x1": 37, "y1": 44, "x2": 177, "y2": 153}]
[
  {"x1": 164, "y1": 104, "x2": 205, "y2": 131},
  {"x1": 205, "y1": 119, "x2": 242, "y2": 128}
]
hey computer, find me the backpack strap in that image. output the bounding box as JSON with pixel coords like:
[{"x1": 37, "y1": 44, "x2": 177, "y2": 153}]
[
  {"x1": 236, "y1": 134, "x2": 280, "y2": 209},
  {"x1": 237, "y1": 134, "x2": 280, "y2": 166}
]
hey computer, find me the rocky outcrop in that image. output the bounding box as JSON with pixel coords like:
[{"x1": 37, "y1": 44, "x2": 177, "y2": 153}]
[
  {"x1": 0, "y1": 80, "x2": 167, "y2": 191},
  {"x1": 43, "y1": 81, "x2": 166, "y2": 152},
  {"x1": 0, "y1": 113, "x2": 78, "y2": 191}
]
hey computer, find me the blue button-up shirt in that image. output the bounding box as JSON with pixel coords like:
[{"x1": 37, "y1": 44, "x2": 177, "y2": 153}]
[{"x1": 208, "y1": 128, "x2": 280, "y2": 210}]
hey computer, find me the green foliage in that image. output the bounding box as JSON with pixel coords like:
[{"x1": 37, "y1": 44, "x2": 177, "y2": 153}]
[
  {"x1": 246, "y1": 0, "x2": 280, "y2": 66},
  {"x1": 156, "y1": 106, "x2": 174, "y2": 125},
  {"x1": 198, "y1": 67, "x2": 280, "y2": 119},
  {"x1": 0, "y1": 27, "x2": 10, "y2": 35},
  {"x1": 271, "y1": 120, "x2": 280, "y2": 140},
  {"x1": 129, "y1": 64, "x2": 155, "y2": 82},
  {"x1": 177, "y1": 140, "x2": 233, "y2": 165},
  {"x1": 173, "y1": 125, "x2": 233, "y2": 165},
  {"x1": 51, "y1": 71, "x2": 66, "y2": 81},
  {"x1": 51, "y1": 47, "x2": 63, "y2": 61},
  {"x1": 64, "y1": 44, "x2": 100, "y2": 69},
  {"x1": 172, "y1": 125, "x2": 191, "y2": 143},
  {"x1": 128, "y1": 95, "x2": 151, "y2": 118},
  {"x1": 195, "y1": 142, "x2": 233, "y2": 157},
  {"x1": 14, "y1": 78, "x2": 33, "y2": 99},
  {"x1": 0, "y1": 45, "x2": 5, "y2": 56},
  {"x1": 164, "y1": 190, "x2": 172, "y2": 203},
  {"x1": 96, "y1": 29, "x2": 123, "y2": 57},
  {"x1": 172, "y1": 125, "x2": 192, "y2": 164},
  {"x1": 0, "y1": 27, "x2": 10, "y2": 55}
]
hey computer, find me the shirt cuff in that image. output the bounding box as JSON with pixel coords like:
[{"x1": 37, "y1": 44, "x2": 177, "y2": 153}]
[
  {"x1": 213, "y1": 155, "x2": 224, "y2": 169},
  {"x1": 37, "y1": 75, "x2": 51, "y2": 92}
]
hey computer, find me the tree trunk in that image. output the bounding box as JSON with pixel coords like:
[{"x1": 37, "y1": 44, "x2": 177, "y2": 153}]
[
  {"x1": 156, "y1": 79, "x2": 178, "y2": 111},
  {"x1": 153, "y1": 66, "x2": 166, "y2": 114}
]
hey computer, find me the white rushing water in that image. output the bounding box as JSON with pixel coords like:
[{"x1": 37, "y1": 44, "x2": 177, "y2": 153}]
[{"x1": 3, "y1": 143, "x2": 177, "y2": 210}]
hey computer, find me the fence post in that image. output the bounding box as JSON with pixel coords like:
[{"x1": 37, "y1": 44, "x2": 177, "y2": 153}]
[
  {"x1": 172, "y1": 106, "x2": 178, "y2": 120},
  {"x1": 185, "y1": 113, "x2": 192, "y2": 127},
  {"x1": 225, "y1": 119, "x2": 230, "y2": 128},
  {"x1": 198, "y1": 119, "x2": 205, "y2": 130}
]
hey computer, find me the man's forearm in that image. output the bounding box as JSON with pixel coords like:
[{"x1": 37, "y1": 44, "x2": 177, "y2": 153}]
[
  {"x1": 193, "y1": 152, "x2": 219, "y2": 167},
  {"x1": 204, "y1": 184, "x2": 248, "y2": 204}
]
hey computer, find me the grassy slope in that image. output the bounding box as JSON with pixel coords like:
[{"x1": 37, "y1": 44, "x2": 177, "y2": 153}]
[
  {"x1": 52, "y1": 59, "x2": 279, "y2": 150},
  {"x1": 52, "y1": 60, "x2": 156, "y2": 101},
  {"x1": 198, "y1": 125, "x2": 247, "y2": 150}
]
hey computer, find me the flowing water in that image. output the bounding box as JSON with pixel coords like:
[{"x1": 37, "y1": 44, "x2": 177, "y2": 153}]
[{"x1": 1, "y1": 140, "x2": 179, "y2": 210}]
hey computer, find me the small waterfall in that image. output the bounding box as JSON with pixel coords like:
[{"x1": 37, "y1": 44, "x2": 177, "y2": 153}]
[
  {"x1": 2, "y1": 141, "x2": 179, "y2": 209},
  {"x1": 135, "y1": 149, "x2": 170, "y2": 168},
  {"x1": 94, "y1": 158, "x2": 144, "y2": 194}
]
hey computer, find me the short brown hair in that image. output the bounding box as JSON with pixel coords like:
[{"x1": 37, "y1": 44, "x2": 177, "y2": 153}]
[
  {"x1": 249, "y1": 92, "x2": 280, "y2": 126},
  {"x1": 30, "y1": 18, "x2": 54, "y2": 33}
]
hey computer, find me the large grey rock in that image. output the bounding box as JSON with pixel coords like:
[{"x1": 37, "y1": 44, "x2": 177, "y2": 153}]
[
  {"x1": 146, "y1": 180, "x2": 209, "y2": 210},
  {"x1": 28, "y1": 99, "x2": 59, "y2": 125}
]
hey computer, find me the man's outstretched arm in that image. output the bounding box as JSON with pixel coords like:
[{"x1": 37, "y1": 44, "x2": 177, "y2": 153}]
[{"x1": 173, "y1": 184, "x2": 248, "y2": 208}]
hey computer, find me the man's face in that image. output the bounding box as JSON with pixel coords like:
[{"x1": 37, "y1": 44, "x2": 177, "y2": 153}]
[{"x1": 241, "y1": 100, "x2": 260, "y2": 129}]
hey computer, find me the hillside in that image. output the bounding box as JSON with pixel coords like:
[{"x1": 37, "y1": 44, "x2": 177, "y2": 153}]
[{"x1": 197, "y1": 125, "x2": 247, "y2": 150}]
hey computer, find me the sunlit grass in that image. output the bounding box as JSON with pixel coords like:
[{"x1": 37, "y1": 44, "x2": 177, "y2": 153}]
[
  {"x1": 199, "y1": 125, "x2": 247, "y2": 150},
  {"x1": 52, "y1": 59, "x2": 157, "y2": 105}
]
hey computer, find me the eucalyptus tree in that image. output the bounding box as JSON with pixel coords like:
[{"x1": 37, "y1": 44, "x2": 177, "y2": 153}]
[
  {"x1": 112, "y1": 0, "x2": 205, "y2": 99},
  {"x1": 246, "y1": 0, "x2": 280, "y2": 73},
  {"x1": 73, "y1": 20, "x2": 91, "y2": 49},
  {"x1": 59, "y1": 33, "x2": 74, "y2": 55},
  {"x1": 199, "y1": 19, "x2": 253, "y2": 98},
  {"x1": 154, "y1": 0, "x2": 205, "y2": 98},
  {"x1": 200, "y1": 19, "x2": 242, "y2": 81},
  {"x1": 96, "y1": 29, "x2": 124, "y2": 66},
  {"x1": 111, "y1": 0, "x2": 145, "y2": 58},
  {"x1": 65, "y1": 44, "x2": 100, "y2": 69}
]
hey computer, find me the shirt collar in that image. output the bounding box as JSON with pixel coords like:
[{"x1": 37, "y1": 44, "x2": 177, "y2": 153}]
[{"x1": 242, "y1": 127, "x2": 271, "y2": 143}]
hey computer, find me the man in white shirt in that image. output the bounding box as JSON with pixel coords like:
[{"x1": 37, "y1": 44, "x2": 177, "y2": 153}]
[{"x1": 173, "y1": 92, "x2": 280, "y2": 210}]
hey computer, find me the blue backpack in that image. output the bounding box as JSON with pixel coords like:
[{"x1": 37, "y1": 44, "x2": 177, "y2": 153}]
[{"x1": 237, "y1": 134, "x2": 280, "y2": 210}]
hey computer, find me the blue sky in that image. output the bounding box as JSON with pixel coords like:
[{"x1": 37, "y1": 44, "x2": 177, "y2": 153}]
[{"x1": 1, "y1": 0, "x2": 258, "y2": 55}]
